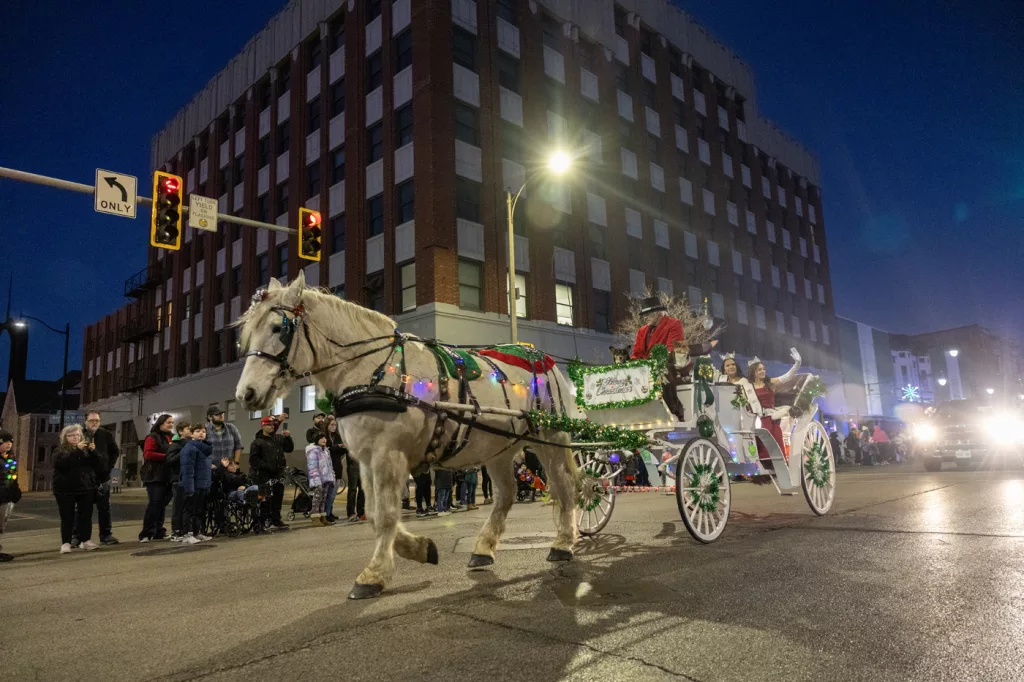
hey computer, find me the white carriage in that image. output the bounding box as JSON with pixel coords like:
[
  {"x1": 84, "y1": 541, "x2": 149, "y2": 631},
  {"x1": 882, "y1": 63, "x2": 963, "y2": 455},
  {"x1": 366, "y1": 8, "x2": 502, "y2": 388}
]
[{"x1": 572, "y1": 358, "x2": 836, "y2": 543}]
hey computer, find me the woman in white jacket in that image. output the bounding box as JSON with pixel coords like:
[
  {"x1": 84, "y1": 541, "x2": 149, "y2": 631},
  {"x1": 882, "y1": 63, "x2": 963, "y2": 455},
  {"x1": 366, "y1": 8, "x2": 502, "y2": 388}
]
[{"x1": 305, "y1": 432, "x2": 336, "y2": 527}]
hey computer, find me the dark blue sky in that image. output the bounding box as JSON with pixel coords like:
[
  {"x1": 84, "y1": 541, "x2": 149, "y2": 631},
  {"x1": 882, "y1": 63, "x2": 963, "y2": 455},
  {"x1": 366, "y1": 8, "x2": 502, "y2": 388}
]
[{"x1": 1, "y1": 0, "x2": 1022, "y2": 386}]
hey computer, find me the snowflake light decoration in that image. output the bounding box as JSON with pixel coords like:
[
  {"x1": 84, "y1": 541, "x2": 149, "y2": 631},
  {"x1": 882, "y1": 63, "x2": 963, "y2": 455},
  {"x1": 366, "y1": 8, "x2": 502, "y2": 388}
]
[{"x1": 901, "y1": 384, "x2": 921, "y2": 402}]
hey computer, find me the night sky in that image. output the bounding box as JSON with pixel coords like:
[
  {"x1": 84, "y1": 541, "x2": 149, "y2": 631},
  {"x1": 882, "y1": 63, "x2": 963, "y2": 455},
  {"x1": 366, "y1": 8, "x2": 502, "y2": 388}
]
[{"x1": 1, "y1": 0, "x2": 1021, "y2": 387}]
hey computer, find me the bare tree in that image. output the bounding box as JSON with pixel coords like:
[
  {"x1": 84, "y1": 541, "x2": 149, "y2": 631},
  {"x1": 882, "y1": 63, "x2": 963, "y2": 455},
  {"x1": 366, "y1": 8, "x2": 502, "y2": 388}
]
[{"x1": 615, "y1": 288, "x2": 724, "y2": 347}]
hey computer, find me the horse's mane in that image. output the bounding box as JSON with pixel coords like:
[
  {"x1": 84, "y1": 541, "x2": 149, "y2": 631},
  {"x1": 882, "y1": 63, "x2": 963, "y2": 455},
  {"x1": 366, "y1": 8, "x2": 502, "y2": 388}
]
[{"x1": 234, "y1": 283, "x2": 397, "y2": 352}]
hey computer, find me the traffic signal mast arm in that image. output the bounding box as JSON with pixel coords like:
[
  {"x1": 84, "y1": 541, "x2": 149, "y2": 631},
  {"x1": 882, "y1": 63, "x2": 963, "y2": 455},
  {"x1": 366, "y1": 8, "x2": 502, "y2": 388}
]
[{"x1": 0, "y1": 165, "x2": 296, "y2": 235}]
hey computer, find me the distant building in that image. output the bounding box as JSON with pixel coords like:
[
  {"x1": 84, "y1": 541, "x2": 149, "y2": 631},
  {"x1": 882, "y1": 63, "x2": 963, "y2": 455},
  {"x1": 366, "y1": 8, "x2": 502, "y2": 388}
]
[
  {"x1": 835, "y1": 317, "x2": 897, "y2": 418},
  {"x1": 0, "y1": 372, "x2": 83, "y2": 492},
  {"x1": 81, "y1": 0, "x2": 837, "y2": 457}
]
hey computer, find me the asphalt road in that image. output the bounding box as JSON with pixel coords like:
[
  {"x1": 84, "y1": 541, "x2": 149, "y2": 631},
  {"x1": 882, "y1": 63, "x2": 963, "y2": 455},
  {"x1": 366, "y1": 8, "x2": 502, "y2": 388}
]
[
  {"x1": 2, "y1": 465, "x2": 1023, "y2": 681},
  {"x1": 8, "y1": 489, "x2": 149, "y2": 533}
]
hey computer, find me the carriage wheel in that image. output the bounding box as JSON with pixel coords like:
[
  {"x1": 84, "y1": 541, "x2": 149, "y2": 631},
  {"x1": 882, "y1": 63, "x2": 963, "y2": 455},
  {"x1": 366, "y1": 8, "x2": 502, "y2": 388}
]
[
  {"x1": 801, "y1": 422, "x2": 836, "y2": 515},
  {"x1": 573, "y1": 450, "x2": 616, "y2": 536},
  {"x1": 675, "y1": 438, "x2": 731, "y2": 543}
]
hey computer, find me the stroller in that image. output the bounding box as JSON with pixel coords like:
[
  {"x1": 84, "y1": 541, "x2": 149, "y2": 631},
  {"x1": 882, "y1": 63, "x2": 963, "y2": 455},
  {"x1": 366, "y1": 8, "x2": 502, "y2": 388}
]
[{"x1": 284, "y1": 467, "x2": 314, "y2": 522}]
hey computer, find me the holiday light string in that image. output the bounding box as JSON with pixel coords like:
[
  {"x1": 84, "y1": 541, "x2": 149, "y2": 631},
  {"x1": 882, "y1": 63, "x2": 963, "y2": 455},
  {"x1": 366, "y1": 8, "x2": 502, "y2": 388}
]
[{"x1": 2, "y1": 451, "x2": 17, "y2": 482}]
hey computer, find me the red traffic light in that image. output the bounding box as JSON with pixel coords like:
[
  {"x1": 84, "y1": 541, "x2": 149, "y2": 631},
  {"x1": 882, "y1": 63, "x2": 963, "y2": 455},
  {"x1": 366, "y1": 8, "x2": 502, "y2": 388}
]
[
  {"x1": 303, "y1": 211, "x2": 321, "y2": 227},
  {"x1": 162, "y1": 177, "x2": 181, "y2": 194}
]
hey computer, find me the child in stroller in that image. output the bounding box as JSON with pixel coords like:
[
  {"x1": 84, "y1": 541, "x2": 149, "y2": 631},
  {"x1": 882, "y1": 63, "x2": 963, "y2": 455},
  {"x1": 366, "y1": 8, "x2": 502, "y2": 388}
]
[{"x1": 284, "y1": 467, "x2": 314, "y2": 522}]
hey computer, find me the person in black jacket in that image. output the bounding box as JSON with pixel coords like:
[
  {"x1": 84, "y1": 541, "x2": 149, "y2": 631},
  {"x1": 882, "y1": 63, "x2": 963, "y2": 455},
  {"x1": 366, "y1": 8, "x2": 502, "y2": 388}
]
[
  {"x1": 53, "y1": 424, "x2": 106, "y2": 554},
  {"x1": 73, "y1": 411, "x2": 122, "y2": 546},
  {"x1": 1, "y1": 430, "x2": 22, "y2": 562},
  {"x1": 140, "y1": 415, "x2": 175, "y2": 542},
  {"x1": 249, "y1": 416, "x2": 294, "y2": 530},
  {"x1": 166, "y1": 422, "x2": 192, "y2": 542}
]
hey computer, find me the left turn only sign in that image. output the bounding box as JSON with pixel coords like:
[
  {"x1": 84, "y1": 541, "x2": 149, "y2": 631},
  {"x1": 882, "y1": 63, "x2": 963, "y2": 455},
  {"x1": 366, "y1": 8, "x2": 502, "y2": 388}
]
[{"x1": 94, "y1": 169, "x2": 137, "y2": 218}]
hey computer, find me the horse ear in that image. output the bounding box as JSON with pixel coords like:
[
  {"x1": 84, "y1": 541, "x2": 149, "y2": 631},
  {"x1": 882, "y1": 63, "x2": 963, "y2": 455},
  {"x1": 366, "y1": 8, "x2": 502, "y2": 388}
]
[
  {"x1": 268, "y1": 277, "x2": 283, "y2": 291},
  {"x1": 291, "y1": 270, "x2": 306, "y2": 292},
  {"x1": 282, "y1": 270, "x2": 305, "y2": 305}
]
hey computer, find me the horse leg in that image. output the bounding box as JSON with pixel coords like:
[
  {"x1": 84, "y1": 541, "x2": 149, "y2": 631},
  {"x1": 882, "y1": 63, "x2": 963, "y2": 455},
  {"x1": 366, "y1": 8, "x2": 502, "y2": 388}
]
[
  {"x1": 534, "y1": 444, "x2": 579, "y2": 562},
  {"x1": 468, "y1": 453, "x2": 517, "y2": 569},
  {"x1": 349, "y1": 453, "x2": 402, "y2": 599},
  {"x1": 394, "y1": 521, "x2": 439, "y2": 565}
]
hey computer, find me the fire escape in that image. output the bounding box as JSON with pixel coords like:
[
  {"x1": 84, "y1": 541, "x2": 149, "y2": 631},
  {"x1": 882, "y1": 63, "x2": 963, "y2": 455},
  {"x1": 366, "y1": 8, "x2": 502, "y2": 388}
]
[{"x1": 119, "y1": 266, "x2": 160, "y2": 394}]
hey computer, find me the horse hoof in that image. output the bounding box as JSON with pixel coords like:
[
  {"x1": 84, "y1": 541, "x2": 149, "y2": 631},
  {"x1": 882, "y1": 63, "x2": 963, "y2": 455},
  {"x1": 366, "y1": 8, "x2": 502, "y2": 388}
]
[
  {"x1": 348, "y1": 583, "x2": 384, "y2": 600},
  {"x1": 426, "y1": 540, "x2": 439, "y2": 565},
  {"x1": 546, "y1": 548, "x2": 573, "y2": 562},
  {"x1": 467, "y1": 553, "x2": 494, "y2": 569}
]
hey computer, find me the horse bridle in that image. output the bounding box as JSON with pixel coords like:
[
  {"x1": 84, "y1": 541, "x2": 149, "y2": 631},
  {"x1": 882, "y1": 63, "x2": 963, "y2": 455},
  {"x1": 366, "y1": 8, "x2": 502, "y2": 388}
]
[{"x1": 240, "y1": 288, "x2": 397, "y2": 381}]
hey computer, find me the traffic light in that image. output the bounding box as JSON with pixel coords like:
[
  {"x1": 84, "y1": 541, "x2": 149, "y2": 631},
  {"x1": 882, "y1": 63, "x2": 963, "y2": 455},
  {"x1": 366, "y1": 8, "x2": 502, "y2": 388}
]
[
  {"x1": 298, "y1": 207, "x2": 323, "y2": 262},
  {"x1": 151, "y1": 171, "x2": 183, "y2": 250}
]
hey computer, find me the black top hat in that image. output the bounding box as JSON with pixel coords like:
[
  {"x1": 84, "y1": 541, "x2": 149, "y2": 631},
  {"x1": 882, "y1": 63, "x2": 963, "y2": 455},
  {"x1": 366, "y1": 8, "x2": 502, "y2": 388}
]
[{"x1": 639, "y1": 296, "x2": 666, "y2": 315}]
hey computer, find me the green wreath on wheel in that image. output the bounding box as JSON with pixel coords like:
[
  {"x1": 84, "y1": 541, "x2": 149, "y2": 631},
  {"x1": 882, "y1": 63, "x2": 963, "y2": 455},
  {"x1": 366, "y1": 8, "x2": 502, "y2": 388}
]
[
  {"x1": 687, "y1": 462, "x2": 721, "y2": 513},
  {"x1": 804, "y1": 440, "x2": 831, "y2": 488}
]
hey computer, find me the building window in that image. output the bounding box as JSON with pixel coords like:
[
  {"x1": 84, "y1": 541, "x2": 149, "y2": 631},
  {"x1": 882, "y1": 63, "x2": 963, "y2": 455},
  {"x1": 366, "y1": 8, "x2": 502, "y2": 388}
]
[
  {"x1": 330, "y1": 14, "x2": 345, "y2": 53},
  {"x1": 512, "y1": 272, "x2": 527, "y2": 318},
  {"x1": 541, "y1": 13, "x2": 560, "y2": 49},
  {"x1": 215, "y1": 274, "x2": 226, "y2": 305},
  {"x1": 331, "y1": 214, "x2": 346, "y2": 252},
  {"x1": 614, "y1": 5, "x2": 628, "y2": 37},
  {"x1": 555, "y1": 283, "x2": 574, "y2": 326},
  {"x1": 257, "y1": 253, "x2": 269, "y2": 286},
  {"x1": 367, "y1": 122, "x2": 384, "y2": 162},
  {"x1": 458, "y1": 260, "x2": 482, "y2": 311},
  {"x1": 367, "y1": 194, "x2": 384, "y2": 236},
  {"x1": 257, "y1": 193, "x2": 270, "y2": 223},
  {"x1": 308, "y1": 36, "x2": 322, "y2": 71},
  {"x1": 278, "y1": 58, "x2": 292, "y2": 94},
  {"x1": 394, "y1": 29, "x2": 412, "y2": 71},
  {"x1": 589, "y1": 223, "x2": 606, "y2": 260},
  {"x1": 452, "y1": 26, "x2": 476, "y2": 71},
  {"x1": 366, "y1": 50, "x2": 383, "y2": 90},
  {"x1": 276, "y1": 181, "x2": 289, "y2": 217},
  {"x1": 306, "y1": 162, "x2": 320, "y2": 198},
  {"x1": 616, "y1": 64, "x2": 630, "y2": 92},
  {"x1": 331, "y1": 145, "x2": 346, "y2": 184},
  {"x1": 308, "y1": 96, "x2": 321, "y2": 132},
  {"x1": 301, "y1": 385, "x2": 317, "y2": 412},
  {"x1": 455, "y1": 178, "x2": 481, "y2": 222},
  {"x1": 193, "y1": 286, "x2": 204, "y2": 315},
  {"x1": 258, "y1": 136, "x2": 270, "y2": 167},
  {"x1": 647, "y1": 134, "x2": 660, "y2": 164},
  {"x1": 579, "y1": 39, "x2": 596, "y2": 72},
  {"x1": 366, "y1": 0, "x2": 381, "y2": 23},
  {"x1": 395, "y1": 104, "x2": 414, "y2": 146},
  {"x1": 366, "y1": 273, "x2": 385, "y2": 312},
  {"x1": 396, "y1": 180, "x2": 414, "y2": 224},
  {"x1": 628, "y1": 237, "x2": 644, "y2": 270},
  {"x1": 37, "y1": 446, "x2": 46, "y2": 464},
  {"x1": 331, "y1": 284, "x2": 345, "y2": 299},
  {"x1": 502, "y1": 123, "x2": 522, "y2": 162},
  {"x1": 399, "y1": 262, "x2": 416, "y2": 312},
  {"x1": 593, "y1": 290, "x2": 611, "y2": 333},
  {"x1": 643, "y1": 81, "x2": 656, "y2": 109},
  {"x1": 330, "y1": 78, "x2": 345, "y2": 118},
  {"x1": 453, "y1": 102, "x2": 479, "y2": 145},
  {"x1": 277, "y1": 121, "x2": 290, "y2": 154},
  {"x1": 497, "y1": 52, "x2": 519, "y2": 93},
  {"x1": 496, "y1": 0, "x2": 518, "y2": 26},
  {"x1": 232, "y1": 266, "x2": 242, "y2": 297},
  {"x1": 640, "y1": 28, "x2": 655, "y2": 56},
  {"x1": 276, "y1": 243, "x2": 288, "y2": 277}
]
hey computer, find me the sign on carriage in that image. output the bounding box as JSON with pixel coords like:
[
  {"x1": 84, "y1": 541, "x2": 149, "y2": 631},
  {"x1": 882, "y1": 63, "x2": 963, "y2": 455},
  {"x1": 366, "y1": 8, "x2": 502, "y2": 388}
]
[
  {"x1": 94, "y1": 169, "x2": 137, "y2": 218},
  {"x1": 578, "y1": 362, "x2": 659, "y2": 410}
]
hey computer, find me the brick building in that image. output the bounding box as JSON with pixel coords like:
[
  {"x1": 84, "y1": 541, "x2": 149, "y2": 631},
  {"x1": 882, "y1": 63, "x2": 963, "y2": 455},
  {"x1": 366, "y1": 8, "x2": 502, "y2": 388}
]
[{"x1": 82, "y1": 0, "x2": 837, "y2": 451}]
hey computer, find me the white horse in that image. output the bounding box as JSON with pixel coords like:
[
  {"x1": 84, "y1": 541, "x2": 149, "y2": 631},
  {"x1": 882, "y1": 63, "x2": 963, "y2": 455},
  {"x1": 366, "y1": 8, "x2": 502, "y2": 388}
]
[{"x1": 234, "y1": 273, "x2": 581, "y2": 599}]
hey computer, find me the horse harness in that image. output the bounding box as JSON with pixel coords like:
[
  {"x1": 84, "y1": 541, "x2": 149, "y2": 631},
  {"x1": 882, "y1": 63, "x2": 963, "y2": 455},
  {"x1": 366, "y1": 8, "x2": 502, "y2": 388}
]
[{"x1": 241, "y1": 288, "x2": 571, "y2": 471}]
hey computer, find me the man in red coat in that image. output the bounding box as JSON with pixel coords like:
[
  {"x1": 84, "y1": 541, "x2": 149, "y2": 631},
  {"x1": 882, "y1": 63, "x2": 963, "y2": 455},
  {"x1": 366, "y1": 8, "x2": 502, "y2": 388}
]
[{"x1": 631, "y1": 297, "x2": 684, "y2": 359}]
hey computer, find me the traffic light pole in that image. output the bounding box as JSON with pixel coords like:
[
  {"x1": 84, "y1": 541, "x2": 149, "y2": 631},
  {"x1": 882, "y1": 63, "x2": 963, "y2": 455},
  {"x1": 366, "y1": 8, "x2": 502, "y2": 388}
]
[{"x1": 0, "y1": 165, "x2": 296, "y2": 234}]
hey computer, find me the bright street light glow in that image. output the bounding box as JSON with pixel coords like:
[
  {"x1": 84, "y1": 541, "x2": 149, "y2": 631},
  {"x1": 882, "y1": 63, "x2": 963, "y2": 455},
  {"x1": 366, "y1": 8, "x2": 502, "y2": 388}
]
[
  {"x1": 548, "y1": 151, "x2": 572, "y2": 175},
  {"x1": 986, "y1": 387, "x2": 995, "y2": 395},
  {"x1": 12, "y1": 320, "x2": 26, "y2": 328},
  {"x1": 948, "y1": 349, "x2": 959, "y2": 357},
  {"x1": 937, "y1": 377, "x2": 947, "y2": 386}
]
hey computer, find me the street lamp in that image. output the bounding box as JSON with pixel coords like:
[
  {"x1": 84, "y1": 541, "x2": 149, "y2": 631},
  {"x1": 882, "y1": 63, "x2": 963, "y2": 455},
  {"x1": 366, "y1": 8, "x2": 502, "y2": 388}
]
[
  {"x1": 937, "y1": 377, "x2": 947, "y2": 386},
  {"x1": 986, "y1": 387, "x2": 995, "y2": 395},
  {"x1": 506, "y1": 151, "x2": 574, "y2": 344},
  {"x1": 948, "y1": 349, "x2": 959, "y2": 357},
  {"x1": 13, "y1": 316, "x2": 71, "y2": 431}
]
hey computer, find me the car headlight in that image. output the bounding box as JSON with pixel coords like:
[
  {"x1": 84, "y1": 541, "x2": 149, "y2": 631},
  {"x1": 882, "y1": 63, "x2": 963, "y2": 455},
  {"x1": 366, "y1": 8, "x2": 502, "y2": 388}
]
[
  {"x1": 985, "y1": 414, "x2": 1024, "y2": 444},
  {"x1": 913, "y1": 423, "x2": 937, "y2": 442}
]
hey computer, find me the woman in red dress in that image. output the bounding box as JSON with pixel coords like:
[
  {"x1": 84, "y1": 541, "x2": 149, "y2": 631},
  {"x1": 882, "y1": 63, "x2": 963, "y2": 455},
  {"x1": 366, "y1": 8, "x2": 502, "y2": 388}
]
[{"x1": 748, "y1": 349, "x2": 801, "y2": 471}]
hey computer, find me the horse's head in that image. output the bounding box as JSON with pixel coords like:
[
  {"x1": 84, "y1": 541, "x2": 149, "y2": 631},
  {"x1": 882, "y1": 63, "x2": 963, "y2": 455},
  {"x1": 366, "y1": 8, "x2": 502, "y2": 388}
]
[{"x1": 234, "y1": 271, "x2": 311, "y2": 410}]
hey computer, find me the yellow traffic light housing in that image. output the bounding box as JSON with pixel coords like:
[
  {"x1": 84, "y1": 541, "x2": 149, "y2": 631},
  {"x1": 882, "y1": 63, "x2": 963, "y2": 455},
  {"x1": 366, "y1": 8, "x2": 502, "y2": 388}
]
[
  {"x1": 298, "y1": 207, "x2": 323, "y2": 262},
  {"x1": 151, "y1": 171, "x2": 183, "y2": 250}
]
